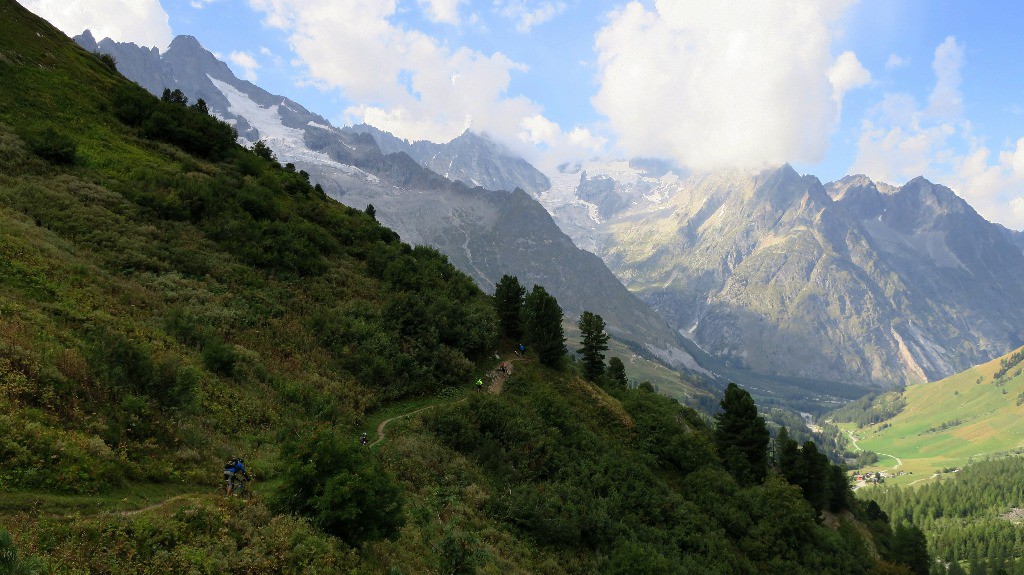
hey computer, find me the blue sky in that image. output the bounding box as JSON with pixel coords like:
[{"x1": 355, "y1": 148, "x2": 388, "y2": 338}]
[{"x1": 24, "y1": 0, "x2": 1024, "y2": 229}]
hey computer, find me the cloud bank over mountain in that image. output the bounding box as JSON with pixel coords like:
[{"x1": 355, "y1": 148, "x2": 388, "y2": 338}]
[
  {"x1": 592, "y1": 0, "x2": 865, "y2": 172},
  {"x1": 22, "y1": 0, "x2": 172, "y2": 50}
]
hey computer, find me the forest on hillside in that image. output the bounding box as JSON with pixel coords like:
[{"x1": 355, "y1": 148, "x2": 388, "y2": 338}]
[{"x1": 862, "y1": 457, "x2": 1024, "y2": 575}]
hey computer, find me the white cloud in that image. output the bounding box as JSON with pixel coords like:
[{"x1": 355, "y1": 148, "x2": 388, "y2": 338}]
[
  {"x1": 828, "y1": 51, "x2": 872, "y2": 114},
  {"x1": 497, "y1": 1, "x2": 568, "y2": 33},
  {"x1": 591, "y1": 0, "x2": 860, "y2": 172},
  {"x1": 246, "y1": 0, "x2": 594, "y2": 169},
  {"x1": 22, "y1": 0, "x2": 172, "y2": 50},
  {"x1": 851, "y1": 37, "x2": 1024, "y2": 230},
  {"x1": 419, "y1": 0, "x2": 465, "y2": 25},
  {"x1": 927, "y1": 36, "x2": 964, "y2": 118},
  {"x1": 885, "y1": 53, "x2": 908, "y2": 70},
  {"x1": 229, "y1": 50, "x2": 260, "y2": 82}
]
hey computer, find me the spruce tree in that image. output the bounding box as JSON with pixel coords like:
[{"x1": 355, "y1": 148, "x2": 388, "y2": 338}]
[
  {"x1": 714, "y1": 383, "x2": 770, "y2": 486},
  {"x1": 577, "y1": 311, "x2": 610, "y2": 381},
  {"x1": 606, "y1": 357, "x2": 628, "y2": 390},
  {"x1": 494, "y1": 274, "x2": 526, "y2": 339},
  {"x1": 775, "y1": 426, "x2": 800, "y2": 479},
  {"x1": 523, "y1": 285, "x2": 566, "y2": 367}
]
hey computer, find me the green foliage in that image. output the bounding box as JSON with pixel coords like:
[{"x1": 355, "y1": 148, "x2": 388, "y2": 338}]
[
  {"x1": 114, "y1": 83, "x2": 237, "y2": 160},
  {"x1": 0, "y1": 530, "x2": 43, "y2": 575},
  {"x1": 832, "y1": 391, "x2": 907, "y2": 427},
  {"x1": 23, "y1": 126, "x2": 76, "y2": 164},
  {"x1": 577, "y1": 311, "x2": 610, "y2": 382},
  {"x1": 993, "y1": 347, "x2": 1024, "y2": 381},
  {"x1": 604, "y1": 356, "x2": 628, "y2": 390},
  {"x1": 522, "y1": 285, "x2": 565, "y2": 367},
  {"x1": 273, "y1": 425, "x2": 405, "y2": 545},
  {"x1": 862, "y1": 457, "x2": 1024, "y2": 574},
  {"x1": 493, "y1": 274, "x2": 525, "y2": 339},
  {"x1": 251, "y1": 139, "x2": 277, "y2": 163},
  {"x1": 714, "y1": 383, "x2": 770, "y2": 486},
  {"x1": 889, "y1": 523, "x2": 930, "y2": 575}
]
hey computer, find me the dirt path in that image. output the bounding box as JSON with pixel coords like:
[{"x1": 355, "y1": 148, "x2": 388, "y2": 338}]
[
  {"x1": 370, "y1": 399, "x2": 467, "y2": 448},
  {"x1": 369, "y1": 356, "x2": 523, "y2": 447},
  {"x1": 118, "y1": 494, "x2": 194, "y2": 517}
]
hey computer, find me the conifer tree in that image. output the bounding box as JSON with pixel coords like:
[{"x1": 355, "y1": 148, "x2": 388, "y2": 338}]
[
  {"x1": 577, "y1": 311, "x2": 610, "y2": 381},
  {"x1": 775, "y1": 426, "x2": 800, "y2": 478},
  {"x1": 605, "y1": 357, "x2": 628, "y2": 390},
  {"x1": 714, "y1": 383, "x2": 770, "y2": 486},
  {"x1": 494, "y1": 274, "x2": 526, "y2": 339},
  {"x1": 523, "y1": 285, "x2": 566, "y2": 367}
]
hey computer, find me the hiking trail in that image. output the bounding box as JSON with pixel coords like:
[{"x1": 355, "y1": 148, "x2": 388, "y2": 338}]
[{"x1": 369, "y1": 356, "x2": 522, "y2": 447}]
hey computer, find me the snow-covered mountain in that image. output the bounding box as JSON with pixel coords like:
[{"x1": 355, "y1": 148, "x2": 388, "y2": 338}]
[
  {"x1": 343, "y1": 124, "x2": 551, "y2": 196},
  {"x1": 76, "y1": 31, "x2": 703, "y2": 374},
  {"x1": 535, "y1": 159, "x2": 1024, "y2": 389}
]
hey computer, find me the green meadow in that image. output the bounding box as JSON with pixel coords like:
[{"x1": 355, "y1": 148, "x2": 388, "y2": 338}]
[{"x1": 843, "y1": 346, "x2": 1024, "y2": 482}]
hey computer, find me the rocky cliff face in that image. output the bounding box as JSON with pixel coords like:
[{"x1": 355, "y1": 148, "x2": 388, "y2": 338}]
[
  {"x1": 77, "y1": 32, "x2": 701, "y2": 372},
  {"x1": 538, "y1": 162, "x2": 1024, "y2": 388},
  {"x1": 344, "y1": 124, "x2": 551, "y2": 196}
]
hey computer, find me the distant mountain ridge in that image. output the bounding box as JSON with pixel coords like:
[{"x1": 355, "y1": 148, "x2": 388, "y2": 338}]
[
  {"x1": 76, "y1": 31, "x2": 703, "y2": 374},
  {"x1": 344, "y1": 123, "x2": 551, "y2": 196},
  {"x1": 537, "y1": 160, "x2": 1024, "y2": 389}
]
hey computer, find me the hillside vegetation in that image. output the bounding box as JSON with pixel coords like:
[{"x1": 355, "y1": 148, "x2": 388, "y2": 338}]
[
  {"x1": 0, "y1": 1, "x2": 931, "y2": 573},
  {"x1": 835, "y1": 345, "x2": 1024, "y2": 479}
]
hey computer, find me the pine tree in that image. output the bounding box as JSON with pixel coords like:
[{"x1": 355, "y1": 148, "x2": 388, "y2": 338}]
[
  {"x1": 523, "y1": 285, "x2": 566, "y2": 367},
  {"x1": 714, "y1": 383, "x2": 770, "y2": 486},
  {"x1": 494, "y1": 274, "x2": 526, "y2": 339},
  {"x1": 775, "y1": 426, "x2": 800, "y2": 479},
  {"x1": 605, "y1": 357, "x2": 628, "y2": 390},
  {"x1": 799, "y1": 440, "x2": 829, "y2": 513},
  {"x1": 577, "y1": 311, "x2": 610, "y2": 381}
]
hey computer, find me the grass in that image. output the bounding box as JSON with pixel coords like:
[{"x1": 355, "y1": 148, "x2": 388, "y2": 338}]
[
  {"x1": 846, "y1": 346, "x2": 1024, "y2": 478},
  {"x1": 0, "y1": 482, "x2": 203, "y2": 516}
]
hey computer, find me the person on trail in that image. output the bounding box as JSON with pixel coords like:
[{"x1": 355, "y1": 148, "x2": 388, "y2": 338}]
[
  {"x1": 360, "y1": 432, "x2": 369, "y2": 446},
  {"x1": 223, "y1": 457, "x2": 251, "y2": 496},
  {"x1": 518, "y1": 343, "x2": 525, "y2": 355},
  {"x1": 476, "y1": 378, "x2": 484, "y2": 391}
]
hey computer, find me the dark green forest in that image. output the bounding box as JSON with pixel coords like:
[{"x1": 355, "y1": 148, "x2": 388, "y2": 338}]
[{"x1": 862, "y1": 457, "x2": 1024, "y2": 575}]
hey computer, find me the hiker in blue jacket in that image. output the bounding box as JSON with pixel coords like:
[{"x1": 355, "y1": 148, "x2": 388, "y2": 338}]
[{"x1": 223, "y1": 457, "x2": 251, "y2": 496}]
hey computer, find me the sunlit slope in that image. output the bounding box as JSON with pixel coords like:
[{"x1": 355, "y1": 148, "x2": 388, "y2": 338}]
[{"x1": 854, "y1": 346, "x2": 1024, "y2": 474}]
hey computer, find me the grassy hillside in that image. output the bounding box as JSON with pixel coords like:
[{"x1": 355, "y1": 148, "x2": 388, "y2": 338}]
[
  {"x1": 836, "y1": 345, "x2": 1024, "y2": 482},
  {"x1": 0, "y1": 1, "x2": 932, "y2": 573}
]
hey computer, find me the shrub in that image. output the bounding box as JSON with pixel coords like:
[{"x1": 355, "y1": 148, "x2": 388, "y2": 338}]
[
  {"x1": 0, "y1": 529, "x2": 44, "y2": 574},
  {"x1": 272, "y1": 425, "x2": 405, "y2": 545},
  {"x1": 25, "y1": 127, "x2": 76, "y2": 165}
]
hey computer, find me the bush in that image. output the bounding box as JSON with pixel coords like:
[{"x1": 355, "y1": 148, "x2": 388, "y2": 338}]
[
  {"x1": 272, "y1": 425, "x2": 405, "y2": 545},
  {"x1": 0, "y1": 529, "x2": 44, "y2": 575},
  {"x1": 25, "y1": 127, "x2": 76, "y2": 165}
]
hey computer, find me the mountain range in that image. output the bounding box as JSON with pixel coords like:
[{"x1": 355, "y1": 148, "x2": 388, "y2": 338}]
[
  {"x1": 73, "y1": 31, "x2": 705, "y2": 377},
  {"x1": 536, "y1": 160, "x2": 1024, "y2": 390},
  {"x1": 77, "y1": 30, "x2": 1024, "y2": 397}
]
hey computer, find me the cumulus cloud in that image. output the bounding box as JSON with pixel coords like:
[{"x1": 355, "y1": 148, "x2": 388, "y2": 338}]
[
  {"x1": 927, "y1": 36, "x2": 964, "y2": 118},
  {"x1": 418, "y1": 0, "x2": 465, "y2": 25},
  {"x1": 851, "y1": 37, "x2": 1024, "y2": 230},
  {"x1": 497, "y1": 1, "x2": 568, "y2": 33},
  {"x1": 22, "y1": 0, "x2": 172, "y2": 50},
  {"x1": 246, "y1": 0, "x2": 592, "y2": 169},
  {"x1": 828, "y1": 51, "x2": 872, "y2": 114},
  {"x1": 591, "y1": 0, "x2": 862, "y2": 172},
  {"x1": 229, "y1": 51, "x2": 260, "y2": 82}
]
